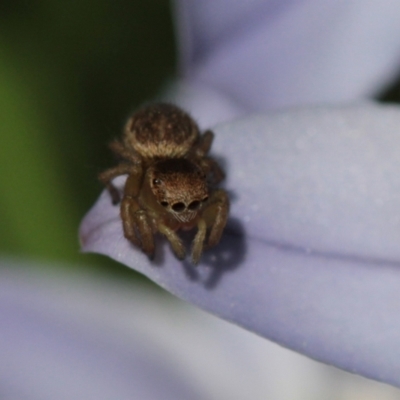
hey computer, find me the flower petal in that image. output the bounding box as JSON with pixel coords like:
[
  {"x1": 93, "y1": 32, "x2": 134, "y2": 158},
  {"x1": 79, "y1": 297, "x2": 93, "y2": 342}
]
[
  {"x1": 81, "y1": 102, "x2": 400, "y2": 387},
  {"x1": 174, "y1": 0, "x2": 400, "y2": 109},
  {"x1": 4, "y1": 258, "x2": 400, "y2": 398},
  {"x1": 0, "y1": 263, "x2": 206, "y2": 400}
]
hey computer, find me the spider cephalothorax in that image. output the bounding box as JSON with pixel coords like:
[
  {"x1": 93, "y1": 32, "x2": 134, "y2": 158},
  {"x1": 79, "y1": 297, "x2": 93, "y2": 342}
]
[
  {"x1": 148, "y1": 158, "x2": 209, "y2": 223},
  {"x1": 98, "y1": 102, "x2": 229, "y2": 264}
]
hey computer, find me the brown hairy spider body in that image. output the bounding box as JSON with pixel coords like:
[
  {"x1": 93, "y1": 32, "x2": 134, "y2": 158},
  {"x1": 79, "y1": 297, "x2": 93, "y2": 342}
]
[{"x1": 99, "y1": 103, "x2": 229, "y2": 264}]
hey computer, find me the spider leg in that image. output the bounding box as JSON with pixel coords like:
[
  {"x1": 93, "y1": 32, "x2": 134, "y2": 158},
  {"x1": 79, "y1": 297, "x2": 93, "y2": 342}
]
[
  {"x1": 194, "y1": 130, "x2": 225, "y2": 184},
  {"x1": 98, "y1": 164, "x2": 133, "y2": 204},
  {"x1": 120, "y1": 196, "x2": 140, "y2": 247},
  {"x1": 191, "y1": 218, "x2": 207, "y2": 265},
  {"x1": 120, "y1": 167, "x2": 155, "y2": 257},
  {"x1": 109, "y1": 140, "x2": 140, "y2": 164},
  {"x1": 158, "y1": 223, "x2": 186, "y2": 260},
  {"x1": 195, "y1": 129, "x2": 214, "y2": 157},
  {"x1": 200, "y1": 157, "x2": 225, "y2": 184},
  {"x1": 202, "y1": 189, "x2": 230, "y2": 249},
  {"x1": 123, "y1": 164, "x2": 144, "y2": 198},
  {"x1": 121, "y1": 196, "x2": 155, "y2": 258}
]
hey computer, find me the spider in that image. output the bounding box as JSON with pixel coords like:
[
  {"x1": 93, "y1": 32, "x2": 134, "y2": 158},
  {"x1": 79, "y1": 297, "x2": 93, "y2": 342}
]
[{"x1": 98, "y1": 102, "x2": 229, "y2": 264}]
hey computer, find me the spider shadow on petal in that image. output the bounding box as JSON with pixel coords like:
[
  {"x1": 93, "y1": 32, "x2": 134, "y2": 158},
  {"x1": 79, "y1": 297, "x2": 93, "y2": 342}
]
[{"x1": 180, "y1": 217, "x2": 246, "y2": 289}]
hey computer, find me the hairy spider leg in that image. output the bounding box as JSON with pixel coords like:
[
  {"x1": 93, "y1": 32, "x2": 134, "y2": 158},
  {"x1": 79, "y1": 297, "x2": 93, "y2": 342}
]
[
  {"x1": 109, "y1": 140, "x2": 141, "y2": 164},
  {"x1": 121, "y1": 169, "x2": 155, "y2": 258},
  {"x1": 202, "y1": 189, "x2": 230, "y2": 248},
  {"x1": 98, "y1": 164, "x2": 135, "y2": 204},
  {"x1": 157, "y1": 223, "x2": 186, "y2": 260},
  {"x1": 120, "y1": 197, "x2": 140, "y2": 247},
  {"x1": 121, "y1": 199, "x2": 155, "y2": 257},
  {"x1": 191, "y1": 218, "x2": 207, "y2": 265},
  {"x1": 200, "y1": 157, "x2": 225, "y2": 184},
  {"x1": 192, "y1": 130, "x2": 225, "y2": 184},
  {"x1": 195, "y1": 129, "x2": 214, "y2": 157}
]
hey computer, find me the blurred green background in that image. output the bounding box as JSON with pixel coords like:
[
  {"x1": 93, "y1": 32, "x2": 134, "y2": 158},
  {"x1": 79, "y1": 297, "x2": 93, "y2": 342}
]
[{"x1": 0, "y1": 0, "x2": 175, "y2": 278}]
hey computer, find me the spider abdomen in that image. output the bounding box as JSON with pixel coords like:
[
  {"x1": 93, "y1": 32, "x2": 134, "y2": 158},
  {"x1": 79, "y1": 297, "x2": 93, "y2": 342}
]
[{"x1": 123, "y1": 103, "x2": 199, "y2": 159}]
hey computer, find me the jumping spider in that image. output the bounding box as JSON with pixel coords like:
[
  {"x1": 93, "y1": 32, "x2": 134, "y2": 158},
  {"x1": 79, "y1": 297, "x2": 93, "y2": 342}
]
[{"x1": 99, "y1": 103, "x2": 229, "y2": 264}]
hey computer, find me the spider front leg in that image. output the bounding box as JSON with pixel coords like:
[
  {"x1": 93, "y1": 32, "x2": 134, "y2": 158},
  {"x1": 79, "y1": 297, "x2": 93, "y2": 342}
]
[
  {"x1": 157, "y1": 222, "x2": 186, "y2": 260},
  {"x1": 121, "y1": 196, "x2": 155, "y2": 258},
  {"x1": 191, "y1": 218, "x2": 207, "y2": 265},
  {"x1": 120, "y1": 166, "x2": 155, "y2": 258},
  {"x1": 190, "y1": 189, "x2": 229, "y2": 264},
  {"x1": 202, "y1": 189, "x2": 230, "y2": 248}
]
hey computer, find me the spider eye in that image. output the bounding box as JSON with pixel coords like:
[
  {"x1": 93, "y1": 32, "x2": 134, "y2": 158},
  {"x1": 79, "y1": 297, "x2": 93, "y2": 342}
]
[
  {"x1": 160, "y1": 201, "x2": 169, "y2": 207},
  {"x1": 188, "y1": 200, "x2": 200, "y2": 211},
  {"x1": 152, "y1": 178, "x2": 162, "y2": 186},
  {"x1": 172, "y1": 202, "x2": 185, "y2": 212}
]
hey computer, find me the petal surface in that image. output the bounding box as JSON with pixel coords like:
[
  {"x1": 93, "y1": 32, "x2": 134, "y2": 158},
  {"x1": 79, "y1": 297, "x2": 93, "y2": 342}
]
[
  {"x1": 81, "y1": 103, "x2": 400, "y2": 387},
  {"x1": 174, "y1": 0, "x2": 400, "y2": 110},
  {"x1": 4, "y1": 259, "x2": 400, "y2": 398}
]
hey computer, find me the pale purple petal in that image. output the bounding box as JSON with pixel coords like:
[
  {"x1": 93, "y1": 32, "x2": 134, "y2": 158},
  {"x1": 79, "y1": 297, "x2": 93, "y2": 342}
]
[
  {"x1": 8, "y1": 259, "x2": 398, "y2": 399},
  {"x1": 174, "y1": 0, "x2": 400, "y2": 110},
  {"x1": 81, "y1": 102, "x2": 400, "y2": 387},
  {"x1": 0, "y1": 263, "x2": 206, "y2": 400}
]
